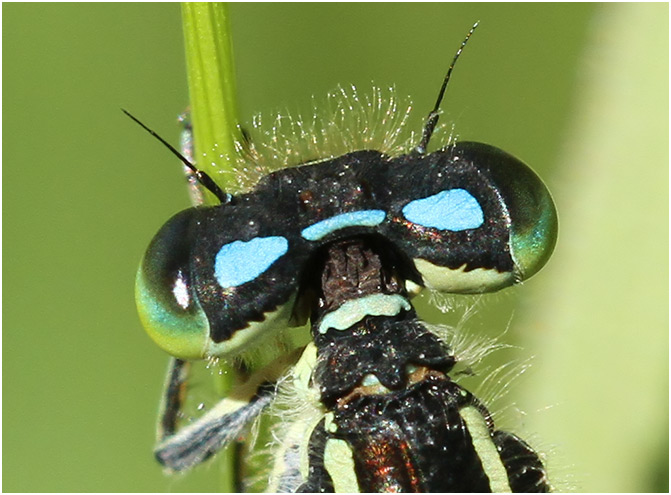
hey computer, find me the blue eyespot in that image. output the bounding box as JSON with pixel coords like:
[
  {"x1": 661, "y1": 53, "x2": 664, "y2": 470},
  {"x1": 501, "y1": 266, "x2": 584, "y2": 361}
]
[
  {"x1": 214, "y1": 236, "x2": 289, "y2": 288},
  {"x1": 301, "y1": 210, "x2": 386, "y2": 241},
  {"x1": 402, "y1": 188, "x2": 484, "y2": 231}
]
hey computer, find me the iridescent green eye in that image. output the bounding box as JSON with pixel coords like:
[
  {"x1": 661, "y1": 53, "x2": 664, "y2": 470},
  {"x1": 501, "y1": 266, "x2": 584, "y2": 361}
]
[
  {"x1": 506, "y1": 172, "x2": 558, "y2": 281},
  {"x1": 135, "y1": 209, "x2": 209, "y2": 359},
  {"x1": 455, "y1": 142, "x2": 558, "y2": 281}
]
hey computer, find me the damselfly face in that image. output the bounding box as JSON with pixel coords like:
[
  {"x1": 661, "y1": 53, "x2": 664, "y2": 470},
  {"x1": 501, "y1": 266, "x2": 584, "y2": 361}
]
[
  {"x1": 136, "y1": 142, "x2": 556, "y2": 360},
  {"x1": 132, "y1": 23, "x2": 556, "y2": 492}
]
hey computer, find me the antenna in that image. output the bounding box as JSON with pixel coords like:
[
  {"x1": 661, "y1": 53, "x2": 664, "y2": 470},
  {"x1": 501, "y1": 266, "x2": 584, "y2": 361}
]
[
  {"x1": 416, "y1": 21, "x2": 479, "y2": 154},
  {"x1": 122, "y1": 109, "x2": 230, "y2": 204}
]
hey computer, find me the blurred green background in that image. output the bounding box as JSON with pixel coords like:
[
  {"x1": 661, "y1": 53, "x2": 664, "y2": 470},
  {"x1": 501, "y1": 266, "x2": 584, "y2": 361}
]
[{"x1": 3, "y1": 3, "x2": 667, "y2": 492}]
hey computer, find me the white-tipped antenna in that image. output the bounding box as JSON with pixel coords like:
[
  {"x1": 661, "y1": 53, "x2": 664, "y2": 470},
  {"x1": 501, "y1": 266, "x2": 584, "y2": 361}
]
[{"x1": 416, "y1": 21, "x2": 479, "y2": 154}]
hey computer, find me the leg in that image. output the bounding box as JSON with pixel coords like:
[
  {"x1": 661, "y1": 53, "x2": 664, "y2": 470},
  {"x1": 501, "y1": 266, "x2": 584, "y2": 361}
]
[
  {"x1": 154, "y1": 349, "x2": 304, "y2": 473},
  {"x1": 155, "y1": 379, "x2": 274, "y2": 472},
  {"x1": 493, "y1": 431, "x2": 550, "y2": 493}
]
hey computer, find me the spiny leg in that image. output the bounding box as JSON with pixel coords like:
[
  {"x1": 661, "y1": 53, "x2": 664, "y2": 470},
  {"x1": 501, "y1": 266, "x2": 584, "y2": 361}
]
[
  {"x1": 155, "y1": 379, "x2": 274, "y2": 472},
  {"x1": 153, "y1": 350, "x2": 305, "y2": 473},
  {"x1": 154, "y1": 357, "x2": 273, "y2": 473},
  {"x1": 156, "y1": 358, "x2": 190, "y2": 440}
]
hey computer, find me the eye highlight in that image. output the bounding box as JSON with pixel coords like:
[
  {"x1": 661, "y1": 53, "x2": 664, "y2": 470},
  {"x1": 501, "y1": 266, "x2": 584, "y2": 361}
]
[
  {"x1": 402, "y1": 188, "x2": 484, "y2": 231},
  {"x1": 135, "y1": 209, "x2": 210, "y2": 360},
  {"x1": 214, "y1": 236, "x2": 289, "y2": 288},
  {"x1": 172, "y1": 270, "x2": 191, "y2": 309}
]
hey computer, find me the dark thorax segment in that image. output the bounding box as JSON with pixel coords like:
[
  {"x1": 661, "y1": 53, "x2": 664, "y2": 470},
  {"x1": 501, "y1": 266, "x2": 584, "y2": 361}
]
[
  {"x1": 308, "y1": 237, "x2": 454, "y2": 405},
  {"x1": 314, "y1": 313, "x2": 455, "y2": 405},
  {"x1": 333, "y1": 373, "x2": 493, "y2": 492},
  {"x1": 303, "y1": 236, "x2": 551, "y2": 493}
]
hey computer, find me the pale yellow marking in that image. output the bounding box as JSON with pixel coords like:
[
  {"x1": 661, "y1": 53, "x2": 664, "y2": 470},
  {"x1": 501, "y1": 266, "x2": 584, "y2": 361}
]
[
  {"x1": 413, "y1": 259, "x2": 513, "y2": 293},
  {"x1": 267, "y1": 409, "x2": 322, "y2": 492},
  {"x1": 324, "y1": 412, "x2": 338, "y2": 433},
  {"x1": 293, "y1": 342, "x2": 317, "y2": 394},
  {"x1": 405, "y1": 279, "x2": 423, "y2": 297},
  {"x1": 292, "y1": 343, "x2": 323, "y2": 481},
  {"x1": 318, "y1": 293, "x2": 410, "y2": 334},
  {"x1": 460, "y1": 406, "x2": 511, "y2": 492},
  {"x1": 324, "y1": 438, "x2": 360, "y2": 493},
  {"x1": 205, "y1": 295, "x2": 296, "y2": 358},
  {"x1": 267, "y1": 343, "x2": 325, "y2": 491}
]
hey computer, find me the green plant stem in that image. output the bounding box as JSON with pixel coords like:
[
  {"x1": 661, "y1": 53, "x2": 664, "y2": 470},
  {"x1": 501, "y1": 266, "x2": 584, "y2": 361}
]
[
  {"x1": 182, "y1": 2, "x2": 241, "y2": 199},
  {"x1": 181, "y1": 3, "x2": 239, "y2": 490}
]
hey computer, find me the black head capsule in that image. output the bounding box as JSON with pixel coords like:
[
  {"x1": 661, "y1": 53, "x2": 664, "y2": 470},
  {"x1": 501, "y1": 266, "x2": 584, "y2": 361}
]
[
  {"x1": 134, "y1": 24, "x2": 557, "y2": 360},
  {"x1": 394, "y1": 21, "x2": 556, "y2": 291},
  {"x1": 391, "y1": 141, "x2": 557, "y2": 293}
]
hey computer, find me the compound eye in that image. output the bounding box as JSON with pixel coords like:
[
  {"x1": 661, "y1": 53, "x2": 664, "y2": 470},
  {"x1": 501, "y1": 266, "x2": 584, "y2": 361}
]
[
  {"x1": 456, "y1": 142, "x2": 558, "y2": 281},
  {"x1": 135, "y1": 209, "x2": 209, "y2": 359}
]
